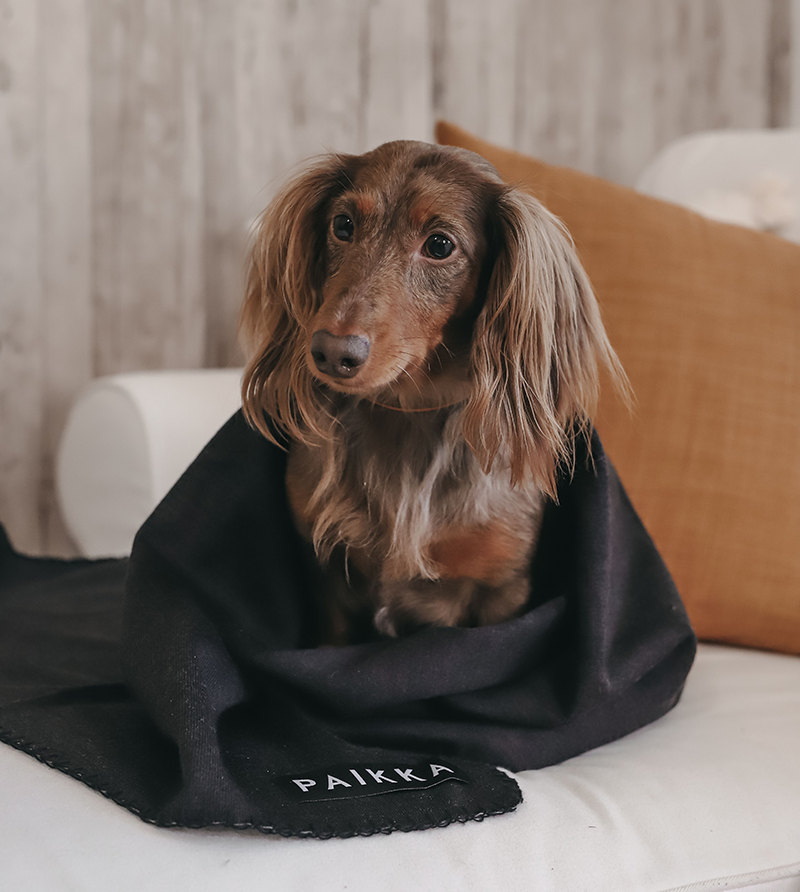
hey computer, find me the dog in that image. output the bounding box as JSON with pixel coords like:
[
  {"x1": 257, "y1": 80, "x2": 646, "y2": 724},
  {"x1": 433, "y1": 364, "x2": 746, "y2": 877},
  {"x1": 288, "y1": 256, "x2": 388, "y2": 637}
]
[{"x1": 239, "y1": 140, "x2": 625, "y2": 643}]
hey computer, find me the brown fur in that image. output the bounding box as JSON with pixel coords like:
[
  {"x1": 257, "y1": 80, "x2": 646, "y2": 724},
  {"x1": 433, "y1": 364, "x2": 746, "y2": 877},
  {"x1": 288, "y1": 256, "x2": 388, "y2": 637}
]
[{"x1": 240, "y1": 140, "x2": 626, "y2": 642}]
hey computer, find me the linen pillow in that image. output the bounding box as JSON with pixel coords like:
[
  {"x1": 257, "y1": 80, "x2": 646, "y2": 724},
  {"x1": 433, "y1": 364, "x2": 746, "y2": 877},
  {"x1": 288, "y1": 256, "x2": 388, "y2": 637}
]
[{"x1": 436, "y1": 121, "x2": 800, "y2": 655}]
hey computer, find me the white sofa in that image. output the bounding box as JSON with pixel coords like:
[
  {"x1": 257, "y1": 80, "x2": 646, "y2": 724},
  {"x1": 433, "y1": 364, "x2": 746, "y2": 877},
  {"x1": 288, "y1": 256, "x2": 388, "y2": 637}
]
[{"x1": 3, "y1": 130, "x2": 799, "y2": 891}]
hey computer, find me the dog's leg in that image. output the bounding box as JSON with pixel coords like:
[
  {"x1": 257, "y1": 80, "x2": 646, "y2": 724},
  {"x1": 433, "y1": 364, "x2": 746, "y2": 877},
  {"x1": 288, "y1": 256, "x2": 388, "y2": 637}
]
[{"x1": 316, "y1": 549, "x2": 383, "y2": 645}]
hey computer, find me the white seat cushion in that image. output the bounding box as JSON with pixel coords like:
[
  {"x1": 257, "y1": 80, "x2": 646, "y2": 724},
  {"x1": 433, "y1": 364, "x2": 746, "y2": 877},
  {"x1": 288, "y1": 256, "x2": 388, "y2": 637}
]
[{"x1": 2, "y1": 644, "x2": 798, "y2": 891}]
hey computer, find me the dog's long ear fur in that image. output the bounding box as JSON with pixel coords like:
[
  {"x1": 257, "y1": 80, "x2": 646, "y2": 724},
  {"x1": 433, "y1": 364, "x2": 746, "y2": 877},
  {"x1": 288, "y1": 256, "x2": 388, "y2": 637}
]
[
  {"x1": 462, "y1": 187, "x2": 627, "y2": 493},
  {"x1": 240, "y1": 155, "x2": 354, "y2": 445}
]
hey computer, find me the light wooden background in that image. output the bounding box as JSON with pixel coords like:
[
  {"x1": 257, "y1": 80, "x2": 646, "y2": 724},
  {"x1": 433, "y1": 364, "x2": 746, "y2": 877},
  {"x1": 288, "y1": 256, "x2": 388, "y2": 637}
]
[{"x1": 2, "y1": 0, "x2": 800, "y2": 555}]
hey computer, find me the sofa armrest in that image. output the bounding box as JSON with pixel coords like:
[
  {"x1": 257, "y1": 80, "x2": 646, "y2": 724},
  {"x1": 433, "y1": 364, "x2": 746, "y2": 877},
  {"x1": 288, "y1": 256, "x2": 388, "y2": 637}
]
[{"x1": 56, "y1": 369, "x2": 243, "y2": 558}]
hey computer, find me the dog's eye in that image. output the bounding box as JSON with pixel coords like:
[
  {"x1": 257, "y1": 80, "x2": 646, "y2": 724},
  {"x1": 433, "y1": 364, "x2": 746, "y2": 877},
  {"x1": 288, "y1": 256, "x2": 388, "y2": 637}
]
[
  {"x1": 423, "y1": 233, "x2": 455, "y2": 259},
  {"x1": 332, "y1": 214, "x2": 354, "y2": 242}
]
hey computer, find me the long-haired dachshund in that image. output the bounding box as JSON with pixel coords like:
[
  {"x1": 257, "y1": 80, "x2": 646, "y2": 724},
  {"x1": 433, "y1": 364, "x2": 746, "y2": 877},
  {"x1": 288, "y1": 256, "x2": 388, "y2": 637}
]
[{"x1": 240, "y1": 140, "x2": 625, "y2": 643}]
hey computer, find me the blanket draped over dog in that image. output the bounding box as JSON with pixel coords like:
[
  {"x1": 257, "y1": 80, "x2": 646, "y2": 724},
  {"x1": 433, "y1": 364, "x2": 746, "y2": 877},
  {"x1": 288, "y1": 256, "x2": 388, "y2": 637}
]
[{"x1": 0, "y1": 411, "x2": 695, "y2": 838}]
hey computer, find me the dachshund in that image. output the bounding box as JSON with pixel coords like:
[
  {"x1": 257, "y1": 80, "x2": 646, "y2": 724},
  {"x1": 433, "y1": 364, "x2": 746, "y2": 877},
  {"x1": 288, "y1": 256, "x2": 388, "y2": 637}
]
[{"x1": 240, "y1": 140, "x2": 626, "y2": 643}]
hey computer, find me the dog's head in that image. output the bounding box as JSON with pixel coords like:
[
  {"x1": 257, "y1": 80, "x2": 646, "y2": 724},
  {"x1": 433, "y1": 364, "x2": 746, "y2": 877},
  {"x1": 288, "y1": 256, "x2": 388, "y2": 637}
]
[{"x1": 241, "y1": 140, "x2": 625, "y2": 492}]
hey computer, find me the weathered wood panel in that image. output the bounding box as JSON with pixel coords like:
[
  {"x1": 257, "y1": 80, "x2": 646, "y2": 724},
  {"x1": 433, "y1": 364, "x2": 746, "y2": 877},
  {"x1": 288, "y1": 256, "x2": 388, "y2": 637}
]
[
  {"x1": 0, "y1": 0, "x2": 44, "y2": 553},
  {"x1": 431, "y1": 0, "x2": 519, "y2": 150},
  {"x1": 89, "y1": 0, "x2": 205, "y2": 377},
  {"x1": 768, "y1": 0, "x2": 793, "y2": 126},
  {"x1": 792, "y1": 0, "x2": 800, "y2": 124},
  {"x1": 39, "y1": 0, "x2": 93, "y2": 555},
  {"x1": 1, "y1": 0, "x2": 798, "y2": 554},
  {"x1": 444, "y1": 0, "x2": 776, "y2": 186},
  {"x1": 361, "y1": 0, "x2": 432, "y2": 149},
  {"x1": 514, "y1": 0, "x2": 609, "y2": 176}
]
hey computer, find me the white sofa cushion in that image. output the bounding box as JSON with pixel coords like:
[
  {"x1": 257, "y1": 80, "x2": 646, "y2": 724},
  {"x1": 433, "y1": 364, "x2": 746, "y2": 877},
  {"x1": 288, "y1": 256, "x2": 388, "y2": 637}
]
[{"x1": 2, "y1": 644, "x2": 798, "y2": 891}]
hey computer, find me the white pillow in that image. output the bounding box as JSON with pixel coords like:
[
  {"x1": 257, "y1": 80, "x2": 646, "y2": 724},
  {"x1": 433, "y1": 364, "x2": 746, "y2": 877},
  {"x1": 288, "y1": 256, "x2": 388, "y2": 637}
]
[{"x1": 636, "y1": 128, "x2": 800, "y2": 243}]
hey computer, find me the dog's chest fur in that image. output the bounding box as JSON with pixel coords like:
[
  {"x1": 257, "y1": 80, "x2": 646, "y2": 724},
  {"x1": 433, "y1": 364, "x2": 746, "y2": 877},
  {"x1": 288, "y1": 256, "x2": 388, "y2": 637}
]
[{"x1": 285, "y1": 403, "x2": 544, "y2": 635}]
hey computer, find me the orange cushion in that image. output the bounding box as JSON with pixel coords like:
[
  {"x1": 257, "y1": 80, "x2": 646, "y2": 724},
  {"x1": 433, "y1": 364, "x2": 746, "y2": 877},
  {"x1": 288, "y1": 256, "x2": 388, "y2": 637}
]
[{"x1": 437, "y1": 120, "x2": 800, "y2": 655}]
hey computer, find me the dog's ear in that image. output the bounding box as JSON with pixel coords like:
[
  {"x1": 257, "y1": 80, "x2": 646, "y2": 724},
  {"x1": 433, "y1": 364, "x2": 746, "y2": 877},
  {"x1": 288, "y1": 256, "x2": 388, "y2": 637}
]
[
  {"x1": 462, "y1": 187, "x2": 627, "y2": 493},
  {"x1": 240, "y1": 154, "x2": 354, "y2": 445}
]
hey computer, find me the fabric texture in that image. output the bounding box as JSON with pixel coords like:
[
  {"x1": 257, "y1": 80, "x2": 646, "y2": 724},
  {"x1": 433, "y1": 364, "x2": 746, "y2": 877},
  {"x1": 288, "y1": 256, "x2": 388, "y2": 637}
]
[
  {"x1": 436, "y1": 120, "x2": 800, "y2": 655},
  {"x1": 0, "y1": 411, "x2": 694, "y2": 838}
]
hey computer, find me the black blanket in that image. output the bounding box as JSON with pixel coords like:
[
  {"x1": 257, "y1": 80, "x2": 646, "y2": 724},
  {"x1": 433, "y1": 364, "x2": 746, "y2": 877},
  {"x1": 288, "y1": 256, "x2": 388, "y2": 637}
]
[{"x1": 0, "y1": 411, "x2": 695, "y2": 838}]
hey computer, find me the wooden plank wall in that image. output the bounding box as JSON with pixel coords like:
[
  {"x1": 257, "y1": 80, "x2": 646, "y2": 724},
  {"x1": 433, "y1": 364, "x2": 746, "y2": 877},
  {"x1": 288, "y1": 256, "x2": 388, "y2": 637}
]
[{"x1": 2, "y1": 0, "x2": 799, "y2": 555}]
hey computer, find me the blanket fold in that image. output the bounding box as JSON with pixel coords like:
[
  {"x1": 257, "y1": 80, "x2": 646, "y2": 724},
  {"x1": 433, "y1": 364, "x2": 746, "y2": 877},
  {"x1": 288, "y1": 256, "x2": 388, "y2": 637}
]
[{"x1": 0, "y1": 411, "x2": 695, "y2": 838}]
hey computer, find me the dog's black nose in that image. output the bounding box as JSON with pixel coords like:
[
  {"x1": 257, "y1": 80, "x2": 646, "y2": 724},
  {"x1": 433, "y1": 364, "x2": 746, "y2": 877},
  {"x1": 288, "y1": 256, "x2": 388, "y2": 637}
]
[{"x1": 310, "y1": 330, "x2": 370, "y2": 379}]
